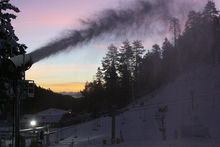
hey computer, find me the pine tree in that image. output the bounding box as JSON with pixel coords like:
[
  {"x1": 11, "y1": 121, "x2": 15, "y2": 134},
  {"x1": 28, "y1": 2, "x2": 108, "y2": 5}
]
[
  {"x1": 139, "y1": 51, "x2": 154, "y2": 91},
  {"x1": 118, "y1": 40, "x2": 133, "y2": 104},
  {"x1": 95, "y1": 67, "x2": 103, "y2": 85},
  {"x1": 151, "y1": 44, "x2": 162, "y2": 88},
  {"x1": 118, "y1": 39, "x2": 133, "y2": 77},
  {"x1": 132, "y1": 40, "x2": 145, "y2": 81},
  {"x1": 161, "y1": 38, "x2": 173, "y2": 81},
  {"x1": 132, "y1": 40, "x2": 145, "y2": 98},
  {"x1": 203, "y1": 0, "x2": 218, "y2": 23},
  {"x1": 0, "y1": 0, "x2": 27, "y2": 116},
  {"x1": 102, "y1": 44, "x2": 119, "y2": 107},
  {"x1": 202, "y1": 0, "x2": 219, "y2": 66},
  {"x1": 0, "y1": 0, "x2": 26, "y2": 58},
  {"x1": 169, "y1": 17, "x2": 181, "y2": 48}
]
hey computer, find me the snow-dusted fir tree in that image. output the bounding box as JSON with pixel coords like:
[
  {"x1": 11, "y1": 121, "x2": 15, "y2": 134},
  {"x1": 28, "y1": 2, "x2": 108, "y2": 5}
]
[
  {"x1": 0, "y1": 0, "x2": 27, "y2": 115},
  {"x1": 0, "y1": 0, "x2": 27, "y2": 59}
]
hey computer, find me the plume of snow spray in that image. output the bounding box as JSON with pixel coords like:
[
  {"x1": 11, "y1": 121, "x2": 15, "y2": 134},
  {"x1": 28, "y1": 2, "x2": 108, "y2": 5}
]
[{"x1": 29, "y1": 0, "x2": 194, "y2": 63}]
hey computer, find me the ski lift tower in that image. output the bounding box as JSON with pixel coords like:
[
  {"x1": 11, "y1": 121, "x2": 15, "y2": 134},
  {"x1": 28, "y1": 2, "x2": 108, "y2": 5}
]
[{"x1": 155, "y1": 106, "x2": 168, "y2": 141}]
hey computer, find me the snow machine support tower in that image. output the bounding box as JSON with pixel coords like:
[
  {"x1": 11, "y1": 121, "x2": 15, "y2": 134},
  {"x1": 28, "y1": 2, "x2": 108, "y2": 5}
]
[{"x1": 0, "y1": 54, "x2": 34, "y2": 147}]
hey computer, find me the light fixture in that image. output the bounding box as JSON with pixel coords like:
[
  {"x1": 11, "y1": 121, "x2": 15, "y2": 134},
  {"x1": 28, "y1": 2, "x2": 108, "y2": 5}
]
[{"x1": 30, "y1": 120, "x2": 36, "y2": 127}]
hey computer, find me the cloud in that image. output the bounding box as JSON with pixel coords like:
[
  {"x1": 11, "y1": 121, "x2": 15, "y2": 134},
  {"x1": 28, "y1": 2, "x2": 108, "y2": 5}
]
[
  {"x1": 30, "y1": 0, "x2": 191, "y2": 63},
  {"x1": 91, "y1": 44, "x2": 109, "y2": 49}
]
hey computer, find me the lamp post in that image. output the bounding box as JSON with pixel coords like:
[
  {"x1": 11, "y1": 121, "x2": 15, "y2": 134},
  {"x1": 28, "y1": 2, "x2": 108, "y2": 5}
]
[
  {"x1": 30, "y1": 120, "x2": 36, "y2": 134},
  {"x1": 30, "y1": 120, "x2": 37, "y2": 145}
]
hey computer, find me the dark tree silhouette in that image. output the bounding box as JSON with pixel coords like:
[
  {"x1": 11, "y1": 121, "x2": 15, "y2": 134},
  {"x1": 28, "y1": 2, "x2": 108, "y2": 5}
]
[
  {"x1": 102, "y1": 44, "x2": 119, "y2": 107},
  {"x1": 169, "y1": 17, "x2": 181, "y2": 48}
]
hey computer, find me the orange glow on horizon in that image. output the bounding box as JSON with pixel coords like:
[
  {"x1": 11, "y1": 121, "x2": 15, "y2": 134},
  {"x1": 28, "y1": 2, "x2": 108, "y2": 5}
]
[
  {"x1": 26, "y1": 63, "x2": 100, "y2": 93},
  {"x1": 38, "y1": 82, "x2": 85, "y2": 93}
]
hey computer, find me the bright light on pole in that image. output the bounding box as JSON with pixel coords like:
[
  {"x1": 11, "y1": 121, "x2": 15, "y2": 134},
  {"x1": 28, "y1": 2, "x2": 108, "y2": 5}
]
[{"x1": 30, "y1": 120, "x2": 36, "y2": 127}]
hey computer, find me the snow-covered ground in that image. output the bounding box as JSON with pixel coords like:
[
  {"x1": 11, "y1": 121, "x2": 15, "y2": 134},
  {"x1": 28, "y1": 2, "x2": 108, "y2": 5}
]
[
  {"x1": 3, "y1": 64, "x2": 220, "y2": 147},
  {"x1": 44, "y1": 64, "x2": 220, "y2": 147}
]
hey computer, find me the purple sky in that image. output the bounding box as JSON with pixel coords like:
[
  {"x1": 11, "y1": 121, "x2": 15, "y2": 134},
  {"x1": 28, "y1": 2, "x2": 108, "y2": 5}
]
[{"x1": 9, "y1": 0, "x2": 220, "y2": 92}]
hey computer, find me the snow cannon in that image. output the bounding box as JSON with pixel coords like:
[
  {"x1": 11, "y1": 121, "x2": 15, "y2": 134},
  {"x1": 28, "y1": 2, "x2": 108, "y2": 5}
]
[{"x1": 1, "y1": 54, "x2": 33, "y2": 79}]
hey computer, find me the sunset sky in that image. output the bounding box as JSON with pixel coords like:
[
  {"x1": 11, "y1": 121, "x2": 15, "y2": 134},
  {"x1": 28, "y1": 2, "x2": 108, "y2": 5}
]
[{"x1": 9, "y1": 0, "x2": 220, "y2": 93}]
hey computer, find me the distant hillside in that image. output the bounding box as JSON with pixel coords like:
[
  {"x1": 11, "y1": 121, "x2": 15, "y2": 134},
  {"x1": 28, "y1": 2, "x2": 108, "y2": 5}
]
[{"x1": 59, "y1": 91, "x2": 82, "y2": 98}]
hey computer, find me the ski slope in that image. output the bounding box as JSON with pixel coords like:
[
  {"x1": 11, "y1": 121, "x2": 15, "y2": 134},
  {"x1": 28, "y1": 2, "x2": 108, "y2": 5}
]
[{"x1": 38, "y1": 64, "x2": 220, "y2": 146}]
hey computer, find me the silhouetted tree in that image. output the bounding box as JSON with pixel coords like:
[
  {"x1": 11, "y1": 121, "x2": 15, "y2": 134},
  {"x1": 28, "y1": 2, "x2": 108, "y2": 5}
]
[
  {"x1": 102, "y1": 44, "x2": 119, "y2": 107},
  {"x1": 118, "y1": 40, "x2": 133, "y2": 105},
  {"x1": 0, "y1": 0, "x2": 27, "y2": 117},
  {"x1": 202, "y1": 0, "x2": 219, "y2": 66},
  {"x1": 132, "y1": 40, "x2": 145, "y2": 84},
  {"x1": 169, "y1": 17, "x2": 181, "y2": 48},
  {"x1": 161, "y1": 38, "x2": 174, "y2": 81},
  {"x1": 0, "y1": 0, "x2": 26, "y2": 58},
  {"x1": 79, "y1": 1, "x2": 220, "y2": 113},
  {"x1": 118, "y1": 39, "x2": 133, "y2": 78},
  {"x1": 131, "y1": 40, "x2": 145, "y2": 99}
]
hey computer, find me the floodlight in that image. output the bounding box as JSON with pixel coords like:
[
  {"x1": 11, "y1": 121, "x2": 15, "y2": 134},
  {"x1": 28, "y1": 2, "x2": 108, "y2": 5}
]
[{"x1": 30, "y1": 120, "x2": 36, "y2": 127}]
